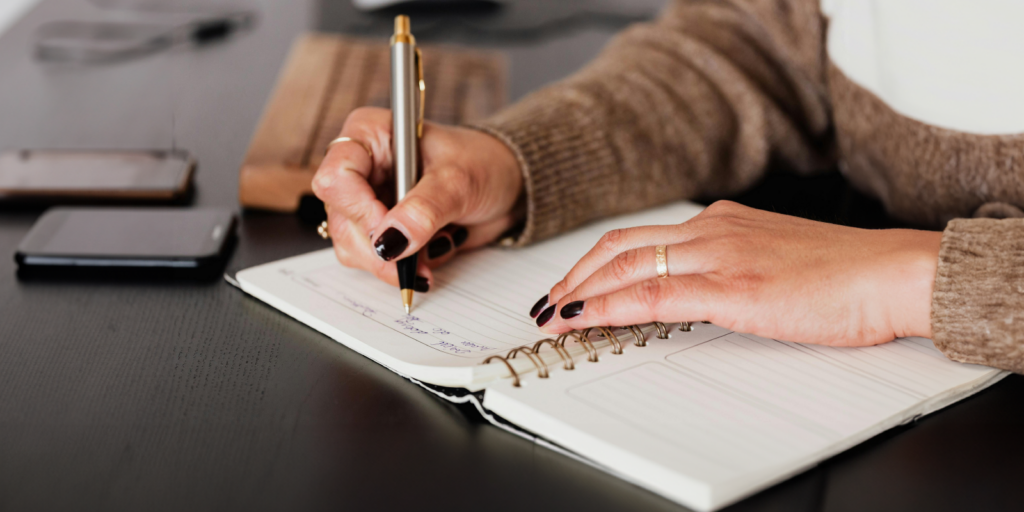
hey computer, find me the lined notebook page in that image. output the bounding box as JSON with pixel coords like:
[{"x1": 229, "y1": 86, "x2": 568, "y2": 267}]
[
  {"x1": 483, "y1": 323, "x2": 1004, "y2": 511},
  {"x1": 236, "y1": 201, "x2": 705, "y2": 384}
]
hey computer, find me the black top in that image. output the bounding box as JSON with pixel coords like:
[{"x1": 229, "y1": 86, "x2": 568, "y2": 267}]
[{"x1": 0, "y1": 1, "x2": 1021, "y2": 511}]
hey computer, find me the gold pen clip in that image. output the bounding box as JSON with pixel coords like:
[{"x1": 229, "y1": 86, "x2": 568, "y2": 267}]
[{"x1": 416, "y1": 47, "x2": 425, "y2": 139}]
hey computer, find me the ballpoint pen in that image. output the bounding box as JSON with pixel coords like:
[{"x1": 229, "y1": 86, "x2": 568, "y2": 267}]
[{"x1": 391, "y1": 15, "x2": 425, "y2": 313}]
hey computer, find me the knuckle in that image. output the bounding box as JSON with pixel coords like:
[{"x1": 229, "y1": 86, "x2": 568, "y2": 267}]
[
  {"x1": 312, "y1": 168, "x2": 343, "y2": 197},
  {"x1": 609, "y1": 250, "x2": 640, "y2": 282},
  {"x1": 597, "y1": 229, "x2": 625, "y2": 254},
  {"x1": 706, "y1": 200, "x2": 738, "y2": 213},
  {"x1": 559, "y1": 273, "x2": 582, "y2": 296},
  {"x1": 311, "y1": 171, "x2": 328, "y2": 195},
  {"x1": 701, "y1": 203, "x2": 722, "y2": 216},
  {"x1": 401, "y1": 195, "x2": 445, "y2": 233},
  {"x1": 586, "y1": 296, "x2": 610, "y2": 322},
  {"x1": 549, "y1": 281, "x2": 566, "y2": 299},
  {"x1": 634, "y1": 279, "x2": 666, "y2": 311},
  {"x1": 346, "y1": 106, "x2": 383, "y2": 125}
]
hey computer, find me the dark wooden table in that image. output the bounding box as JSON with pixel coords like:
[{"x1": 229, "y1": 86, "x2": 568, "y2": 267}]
[{"x1": 1, "y1": 1, "x2": 1021, "y2": 511}]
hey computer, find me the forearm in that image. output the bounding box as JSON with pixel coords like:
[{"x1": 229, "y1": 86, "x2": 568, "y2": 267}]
[
  {"x1": 475, "y1": 0, "x2": 834, "y2": 245},
  {"x1": 932, "y1": 218, "x2": 1024, "y2": 373}
]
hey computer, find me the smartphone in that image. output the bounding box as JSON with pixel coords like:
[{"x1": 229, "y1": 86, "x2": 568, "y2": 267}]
[
  {"x1": 15, "y1": 207, "x2": 236, "y2": 280},
  {"x1": 0, "y1": 149, "x2": 195, "y2": 204}
]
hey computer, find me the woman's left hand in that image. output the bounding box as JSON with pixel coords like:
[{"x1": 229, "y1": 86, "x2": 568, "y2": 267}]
[{"x1": 534, "y1": 201, "x2": 943, "y2": 347}]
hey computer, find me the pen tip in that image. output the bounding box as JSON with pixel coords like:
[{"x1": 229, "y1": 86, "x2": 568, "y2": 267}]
[{"x1": 402, "y1": 288, "x2": 414, "y2": 314}]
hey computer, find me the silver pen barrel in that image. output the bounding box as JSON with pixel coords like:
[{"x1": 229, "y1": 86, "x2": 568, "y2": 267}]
[{"x1": 391, "y1": 16, "x2": 418, "y2": 202}]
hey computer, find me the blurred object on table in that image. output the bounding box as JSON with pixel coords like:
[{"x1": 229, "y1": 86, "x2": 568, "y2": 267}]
[
  {"x1": 351, "y1": 0, "x2": 502, "y2": 13},
  {"x1": 35, "y1": 9, "x2": 255, "y2": 64},
  {"x1": 88, "y1": 0, "x2": 258, "y2": 12}
]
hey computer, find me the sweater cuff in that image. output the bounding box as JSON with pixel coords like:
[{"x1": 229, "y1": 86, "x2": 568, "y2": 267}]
[
  {"x1": 932, "y1": 218, "x2": 1024, "y2": 373},
  {"x1": 469, "y1": 88, "x2": 618, "y2": 247}
]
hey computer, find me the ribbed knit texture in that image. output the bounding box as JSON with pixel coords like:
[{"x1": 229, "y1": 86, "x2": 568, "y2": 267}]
[
  {"x1": 474, "y1": 0, "x2": 834, "y2": 245},
  {"x1": 829, "y1": 63, "x2": 1024, "y2": 227},
  {"x1": 934, "y1": 219, "x2": 1024, "y2": 373}
]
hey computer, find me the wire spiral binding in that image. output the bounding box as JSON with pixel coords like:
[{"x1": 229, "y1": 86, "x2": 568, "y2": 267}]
[
  {"x1": 532, "y1": 338, "x2": 574, "y2": 371},
  {"x1": 678, "y1": 321, "x2": 712, "y2": 331},
  {"x1": 482, "y1": 355, "x2": 522, "y2": 387},
  {"x1": 481, "y1": 322, "x2": 673, "y2": 387},
  {"x1": 654, "y1": 322, "x2": 670, "y2": 339},
  {"x1": 559, "y1": 331, "x2": 598, "y2": 362},
  {"x1": 623, "y1": 325, "x2": 646, "y2": 346},
  {"x1": 583, "y1": 326, "x2": 622, "y2": 354},
  {"x1": 508, "y1": 346, "x2": 549, "y2": 379}
]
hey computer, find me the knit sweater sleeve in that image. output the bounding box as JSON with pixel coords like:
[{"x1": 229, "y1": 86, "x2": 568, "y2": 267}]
[
  {"x1": 473, "y1": 0, "x2": 834, "y2": 245},
  {"x1": 933, "y1": 218, "x2": 1024, "y2": 373}
]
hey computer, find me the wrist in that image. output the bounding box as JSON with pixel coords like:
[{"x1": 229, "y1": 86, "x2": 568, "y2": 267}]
[
  {"x1": 489, "y1": 133, "x2": 524, "y2": 201},
  {"x1": 885, "y1": 229, "x2": 943, "y2": 339},
  {"x1": 475, "y1": 127, "x2": 522, "y2": 196},
  {"x1": 474, "y1": 126, "x2": 526, "y2": 223},
  {"x1": 490, "y1": 132, "x2": 527, "y2": 243}
]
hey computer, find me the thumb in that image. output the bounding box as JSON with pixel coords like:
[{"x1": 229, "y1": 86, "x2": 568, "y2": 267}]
[{"x1": 370, "y1": 168, "x2": 469, "y2": 262}]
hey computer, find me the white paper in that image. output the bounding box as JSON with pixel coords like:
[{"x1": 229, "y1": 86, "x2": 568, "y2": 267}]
[
  {"x1": 483, "y1": 325, "x2": 1006, "y2": 511},
  {"x1": 237, "y1": 201, "x2": 706, "y2": 386}
]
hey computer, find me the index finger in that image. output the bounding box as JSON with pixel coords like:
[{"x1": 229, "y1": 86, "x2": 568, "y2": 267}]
[
  {"x1": 541, "y1": 275, "x2": 720, "y2": 334},
  {"x1": 548, "y1": 225, "x2": 688, "y2": 305}
]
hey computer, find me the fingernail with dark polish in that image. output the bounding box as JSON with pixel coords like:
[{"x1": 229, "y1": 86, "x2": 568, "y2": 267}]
[
  {"x1": 427, "y1": 237, "x2": 452, "y2": 259},
  {"x1": 414, "y1": 276, "x2": 430, "y2": 293},
  {"x1": 536, "y1": 305, "x2": 556, "y2": 327},
  {"x1": 451, "y1": 226, "x2": 469, "y2": 247},
  {"x1": 530, "y1": 294, "x2": 549, "y2": 318},
  {"x1": 560, "y1": 301, "x2": 585, "y2": 319},
  {"x1": 373, "y1": 227, "x2": 409, "y2": 261}
]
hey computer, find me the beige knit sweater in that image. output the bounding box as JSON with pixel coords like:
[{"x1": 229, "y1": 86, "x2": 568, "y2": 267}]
[{"x1": 474, "y1": 0, "x2": 1024, "y2": 373}]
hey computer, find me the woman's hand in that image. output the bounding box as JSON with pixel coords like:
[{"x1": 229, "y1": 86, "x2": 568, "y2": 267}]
[
  {"x1": 534, "y1": 201, "x2": 943, "y2": 347},
  {"x1": 312, "y1": 107, "x2": 522, "y2": 290}
]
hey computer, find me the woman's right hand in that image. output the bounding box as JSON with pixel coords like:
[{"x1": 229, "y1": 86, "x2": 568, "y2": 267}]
[{"x1": 312, "y1": 107, "x2": 523, "y2": 290}]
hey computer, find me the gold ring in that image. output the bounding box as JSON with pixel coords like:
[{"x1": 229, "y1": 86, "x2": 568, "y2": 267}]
[
  {"x1": 655, "y1": 245, "x2": 668, "y2": 278},
  {"x1": 317, "y1": 220, "x2": 330, "y2": 240},
  {"x1": 327, "y1": 136, "x2": 373, "y2": 161}
]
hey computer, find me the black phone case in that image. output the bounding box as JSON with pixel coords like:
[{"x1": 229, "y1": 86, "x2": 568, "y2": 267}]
[
  {"x1": 14, "y1": 232, "x2": 236, "y2": 282},
  {"x1": 14, "y1": 211, "x2": 236, "y2": 282}
]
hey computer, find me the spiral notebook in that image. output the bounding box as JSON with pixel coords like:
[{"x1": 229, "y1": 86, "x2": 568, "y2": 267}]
[{"x1": 233, "y1": 201, "x2": 1006, "y2": 512}]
